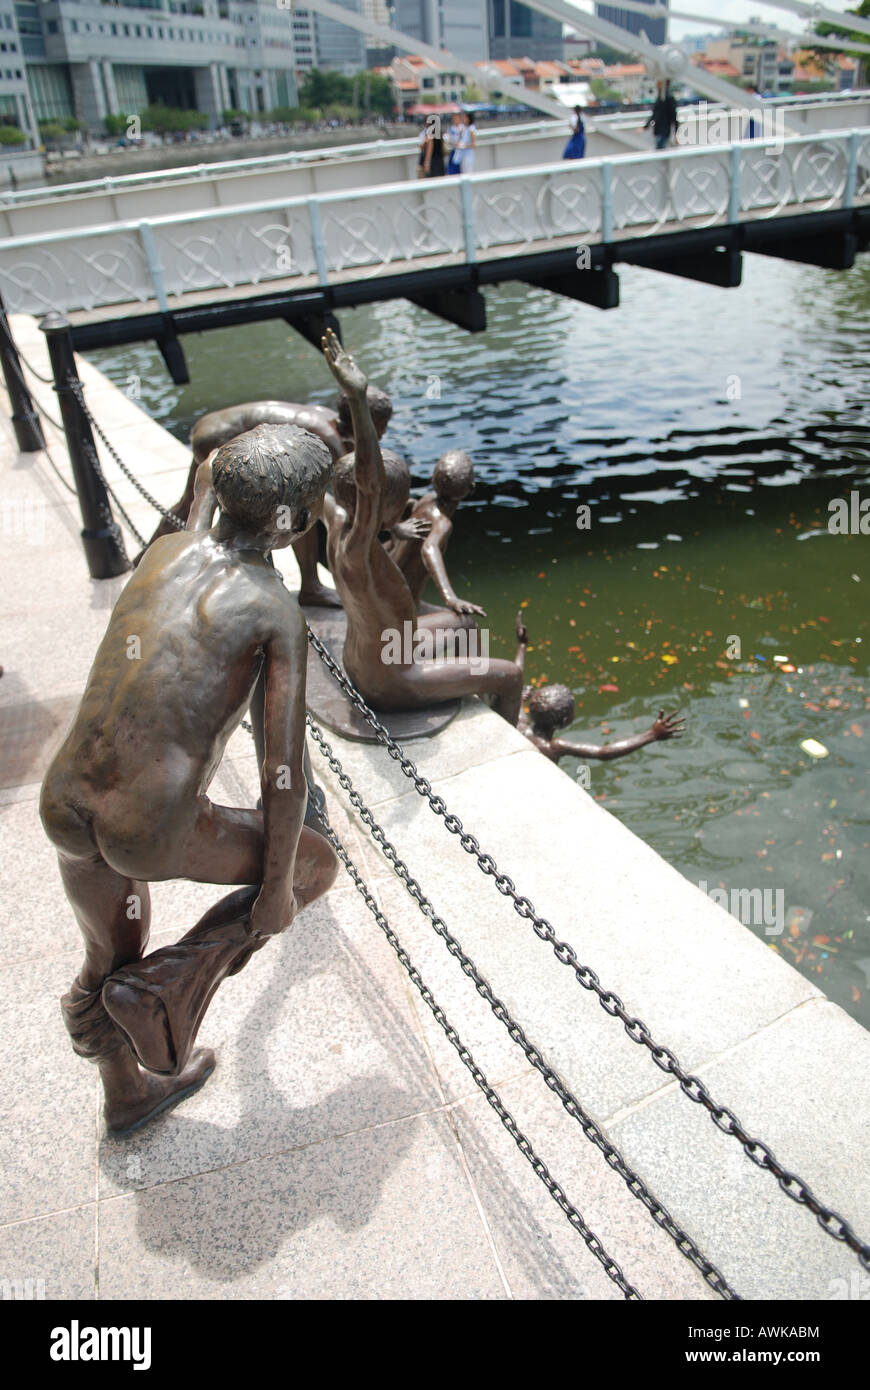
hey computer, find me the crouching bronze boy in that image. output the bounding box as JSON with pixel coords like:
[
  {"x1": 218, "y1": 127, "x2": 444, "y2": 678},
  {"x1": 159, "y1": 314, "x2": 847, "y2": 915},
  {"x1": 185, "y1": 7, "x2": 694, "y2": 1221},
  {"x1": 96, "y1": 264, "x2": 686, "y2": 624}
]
[{"x1": 41, "y1": 423, "x2": 339, "y2": 1134}]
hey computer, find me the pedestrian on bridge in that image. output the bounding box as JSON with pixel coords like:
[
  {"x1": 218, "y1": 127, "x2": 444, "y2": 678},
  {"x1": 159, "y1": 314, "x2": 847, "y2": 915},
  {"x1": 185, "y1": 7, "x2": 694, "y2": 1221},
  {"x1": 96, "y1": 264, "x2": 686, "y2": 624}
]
[
  {"x1": 562, "y1": 106, "x2": 586, "y2": 160},
  {"x1": 646, "y1": 79, "x2": 677, "y2": 151},
  {"x1": 446, "y1": 113, "x2": 463, "y2": 174},
  {"x1": 455, "y1": 111, "x2": 476, "y2": 175}
]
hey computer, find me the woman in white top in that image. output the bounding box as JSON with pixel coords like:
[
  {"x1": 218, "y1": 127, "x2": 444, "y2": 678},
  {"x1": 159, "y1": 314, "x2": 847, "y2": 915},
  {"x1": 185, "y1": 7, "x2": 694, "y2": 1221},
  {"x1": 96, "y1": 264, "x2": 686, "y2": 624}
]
[
  {"x1": 456, "y1": 111, "x2": 476, "y2": 174},
  {"x1": 446, "y1": 114, "x2": 464, "y2": 175}
]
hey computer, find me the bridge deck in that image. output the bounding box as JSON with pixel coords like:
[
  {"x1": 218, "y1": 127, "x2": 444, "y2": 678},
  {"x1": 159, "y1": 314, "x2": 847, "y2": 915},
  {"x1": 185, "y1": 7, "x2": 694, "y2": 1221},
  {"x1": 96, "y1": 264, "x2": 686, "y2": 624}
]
[{"x1": 2, "y1": 131, "x2": 867, "y2": 350}]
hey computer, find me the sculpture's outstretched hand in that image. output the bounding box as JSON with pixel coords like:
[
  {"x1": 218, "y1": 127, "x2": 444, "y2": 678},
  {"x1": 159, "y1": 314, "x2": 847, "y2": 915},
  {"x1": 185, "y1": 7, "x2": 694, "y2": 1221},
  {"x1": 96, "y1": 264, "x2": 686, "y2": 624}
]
[
  {"x1": 321, "y1": 327, "x2": 367, "y2": 398},
  {"x1": 392, "y1": 516, "x2": 432, "y2": 542},
  {"x1": 651, "y1": 709, "x2": 686, "y2": 741},
  {"x1": 515, "y1": 610, "x2": 529, "y2": 646}
]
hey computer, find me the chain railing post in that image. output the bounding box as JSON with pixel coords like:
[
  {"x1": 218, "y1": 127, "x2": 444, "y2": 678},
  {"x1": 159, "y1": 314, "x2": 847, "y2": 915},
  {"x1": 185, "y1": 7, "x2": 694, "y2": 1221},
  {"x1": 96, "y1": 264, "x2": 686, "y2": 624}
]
[
  {"x1": 39, "y1": 311, "x2": 129, "y2": 578},
  {"x1": 0, "y1": 293, "x2": 45, "y2": 453}
]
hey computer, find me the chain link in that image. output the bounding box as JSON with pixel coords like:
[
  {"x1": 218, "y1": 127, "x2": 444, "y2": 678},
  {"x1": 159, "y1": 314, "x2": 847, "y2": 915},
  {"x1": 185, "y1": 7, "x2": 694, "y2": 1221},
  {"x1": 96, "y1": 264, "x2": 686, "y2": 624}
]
[
  {"x1": 69, "y1": 378, "x2": 187, "y2": 531},
  {"x1": 84, "y1": 441, "x2": 146, "y2": 550},
  {"x1": 304, "y1": 778, "x2": 641, "y2": 1301},
  {"x1": 305, "y1": 711, "x2": 740, "y2": 1301},
  {"x1": 0, "y1": 316, "x2": 53, "y2": 384},
  {"x1": 304, "y1": 623, "x2": 870, "y2": 1276}
]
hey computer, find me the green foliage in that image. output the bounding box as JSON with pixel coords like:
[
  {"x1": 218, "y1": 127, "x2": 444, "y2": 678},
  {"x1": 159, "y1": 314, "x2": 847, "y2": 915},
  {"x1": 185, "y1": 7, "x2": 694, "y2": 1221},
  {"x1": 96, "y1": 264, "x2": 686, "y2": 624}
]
[
  {"x1": 221, "y1": 108, "x2": 248, "y2": 125},
  {"x1": 0, "y1": 124, "x2": 27, "y2": 145},
  {"x1": 61, "y1": 116, "x2": 84, "y2": 131},
  {"x1": 462, "y1": 82, "x2": 484, "y2": 103},
  {"x1": 38, "y1": 121, "x2": 65, "y2": 141},
  {"x1": 103, "y1": 113, "x2": 128, "y2": 136},
  {"x1": 589, "y1": 43, "x2": 634, "y2": 65},
  {"x1": 589, "y1": 79, "x2": 623, "y2": 102},
  {"x1": 141, "y1": 104, "x2": 208, "y2": 135},
  {"x1": 811, "y1": 0, "x2": 870, "y2": 59},
  {"x1": 299, "y1": 68, "x2": 353, "y2": 109},
  {"x1": 299, "y1": 69, "x2": 394, "y2": 117},
  {"x1": 365, "y1": 73, "x2": 395, "y2": 116}
]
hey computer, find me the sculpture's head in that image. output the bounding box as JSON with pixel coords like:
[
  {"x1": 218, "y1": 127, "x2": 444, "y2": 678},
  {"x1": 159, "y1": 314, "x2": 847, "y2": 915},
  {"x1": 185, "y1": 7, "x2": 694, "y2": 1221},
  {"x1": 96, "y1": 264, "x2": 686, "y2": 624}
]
[
  {"x1": 333, "y1": 447, "x2": 410, "y2": 530},
  {"x1": 432, "y1": 448, "x2": 474, "y2": 502},
  {"x1": 211, "y1": 422, "x2": 332, "y2": 549},
  {"x1": 527, "y1": 683, "x2": 575, "y2": 735},
  {"x1": 336, "y1": 384, "x2": 393, "y2": 442}
]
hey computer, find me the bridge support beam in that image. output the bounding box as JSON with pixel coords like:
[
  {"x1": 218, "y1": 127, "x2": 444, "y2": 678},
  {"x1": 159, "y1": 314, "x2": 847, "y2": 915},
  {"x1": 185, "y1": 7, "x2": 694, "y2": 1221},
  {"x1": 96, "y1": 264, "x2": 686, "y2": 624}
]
[
  {"x1": 284, "y1": 309, "x2": 342, "y2": 350},
  {"x1": 155, "y1": 316, "x2": 190, "y2": 386},
  {"x1": 408, "y1": 288, "x2": 486, "y2": 333},
  {"x1": 746, "y1": 230, "x2": 857, "y2": 272},
  {"x1": 621, "y1": 246, "x2": 743, "y2": 290},
  {"x1": 519, "y1": 265, "x2": 620, "y2": 310}
]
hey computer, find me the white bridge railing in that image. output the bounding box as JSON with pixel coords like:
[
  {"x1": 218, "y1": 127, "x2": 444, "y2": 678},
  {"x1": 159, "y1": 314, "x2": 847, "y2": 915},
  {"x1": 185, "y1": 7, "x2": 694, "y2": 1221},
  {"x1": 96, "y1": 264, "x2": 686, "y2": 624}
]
[{"x1": 1, "y1": 129, "x2": 868, "y2": 318}]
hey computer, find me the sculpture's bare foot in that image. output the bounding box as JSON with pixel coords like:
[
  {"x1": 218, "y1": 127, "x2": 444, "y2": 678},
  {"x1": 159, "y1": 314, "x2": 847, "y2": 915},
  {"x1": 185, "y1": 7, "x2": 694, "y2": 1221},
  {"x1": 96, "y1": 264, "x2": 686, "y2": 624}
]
[
  {"x1": 104, "y1": 1047, "x2": 215, "y2": 1136},
  {"x1": 299, "y1": 582, "x2": 342, "y2": 608}
]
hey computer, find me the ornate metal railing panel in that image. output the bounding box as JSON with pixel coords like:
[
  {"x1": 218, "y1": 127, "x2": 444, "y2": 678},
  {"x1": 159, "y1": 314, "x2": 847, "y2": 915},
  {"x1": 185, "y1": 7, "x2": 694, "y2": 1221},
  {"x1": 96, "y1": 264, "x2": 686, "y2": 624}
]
[
  {"x1": 740, "y1": 138, "x2": 849, "y2": 218},
  {"x1": 471, "y1": 165, "x2": 604, "y2": 253},
  {"x1": 152, "y1": 207, "x2": 316, "y2": 296},
  {"x1": 0, "y1": 131, "x2": 866, "y2": 316},
  {"x1": 319, "y1": 183, "x2": 464, "y2": 275},
  {"x1": 0, "y1": 229, "x2": 153, "y2": 315}
]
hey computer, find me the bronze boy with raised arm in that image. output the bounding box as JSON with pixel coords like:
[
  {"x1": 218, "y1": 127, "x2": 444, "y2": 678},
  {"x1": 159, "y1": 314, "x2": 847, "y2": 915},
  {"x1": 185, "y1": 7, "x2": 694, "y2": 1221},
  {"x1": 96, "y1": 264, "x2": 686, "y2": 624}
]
[
  {"x1": 40, "y1": 423, "x2": 339, "y2": 1134},
  {"x1": 319, "y1": 330, "x2": 527, "y2": 723}
]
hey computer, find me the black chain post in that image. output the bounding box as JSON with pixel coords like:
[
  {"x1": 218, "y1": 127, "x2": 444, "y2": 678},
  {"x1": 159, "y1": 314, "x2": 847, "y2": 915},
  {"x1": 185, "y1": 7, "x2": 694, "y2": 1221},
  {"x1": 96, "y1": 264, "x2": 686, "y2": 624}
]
[
  {"x1": 39, "y1": 311, "x2": 129, "y2": 579},
  {"x1": 0, "y1": 293, "x2": 45, "y2": 453}
]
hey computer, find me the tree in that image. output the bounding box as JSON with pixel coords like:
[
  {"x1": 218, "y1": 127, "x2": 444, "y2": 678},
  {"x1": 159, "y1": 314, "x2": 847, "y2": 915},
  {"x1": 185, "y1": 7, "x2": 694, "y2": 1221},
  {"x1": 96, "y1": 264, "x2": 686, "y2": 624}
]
[
  {"x1": 299, "y1": 68, "x2": 353, "y2": 109},
  {"x1": 589, "y1": 43, "x2": 635, "y2": 65},
  {"x1": 589, "y1": 79, "x2": 623, "y2": 102},
  {"x1": 0, "y1": 125, "x2": 27, "y2": 145},
  {"x1": 462, "y1": 82, "x2": 484, "y2": 103},
  {"x1": 808, "y1": 0, "x2": 870, "y2": 81},
  {"x1": 141, "y1": 105, "x2": 208, "y2": 138},
  {"x1": 366, "y1": 73, "x2": 395, "y2": 116}
]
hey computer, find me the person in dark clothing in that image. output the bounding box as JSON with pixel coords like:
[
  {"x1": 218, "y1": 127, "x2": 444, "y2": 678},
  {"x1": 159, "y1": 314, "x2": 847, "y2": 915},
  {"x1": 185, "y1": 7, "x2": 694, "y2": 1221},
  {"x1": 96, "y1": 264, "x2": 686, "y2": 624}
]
[
  {"x1": 645, "y1": 79, "x2": 678, "y2": 151},
  {"x1": 422, "y1": 116, "x2": 446, "y2": 177}
]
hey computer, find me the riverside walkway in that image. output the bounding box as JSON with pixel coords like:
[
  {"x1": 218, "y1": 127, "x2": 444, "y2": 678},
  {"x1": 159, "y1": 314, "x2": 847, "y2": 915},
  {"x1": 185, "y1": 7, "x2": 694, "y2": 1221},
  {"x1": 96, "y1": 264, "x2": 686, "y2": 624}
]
[{"x1": 1, "y1": 314, "x2": 869, "y2": 1300}]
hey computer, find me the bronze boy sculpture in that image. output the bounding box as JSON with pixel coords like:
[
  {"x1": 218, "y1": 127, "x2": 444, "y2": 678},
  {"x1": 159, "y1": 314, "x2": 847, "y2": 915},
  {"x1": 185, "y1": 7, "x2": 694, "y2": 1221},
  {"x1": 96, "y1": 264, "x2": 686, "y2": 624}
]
[
  {"x1": 144, "y1": 386, "x2": 394, "y2": 608},
  {"x1": 388, "y1": 448, "x2": 485, "y2": 622},
  {"x1": 41, "y1": 423, "x2": 339, "y2": 1134},
  {"x1": 319, "y1": 330, "x2": 527, "y2": 723},
  {"x1": 520, "y1": 683, "x2": 685, "y2": 764}
]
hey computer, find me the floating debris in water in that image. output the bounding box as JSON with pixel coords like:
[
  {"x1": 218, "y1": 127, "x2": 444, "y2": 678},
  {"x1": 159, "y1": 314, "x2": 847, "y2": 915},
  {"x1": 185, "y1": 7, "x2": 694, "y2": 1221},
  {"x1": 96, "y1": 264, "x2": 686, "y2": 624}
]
[{"x1": 800, "y1": 738, "x2": 829, "y2": 759}]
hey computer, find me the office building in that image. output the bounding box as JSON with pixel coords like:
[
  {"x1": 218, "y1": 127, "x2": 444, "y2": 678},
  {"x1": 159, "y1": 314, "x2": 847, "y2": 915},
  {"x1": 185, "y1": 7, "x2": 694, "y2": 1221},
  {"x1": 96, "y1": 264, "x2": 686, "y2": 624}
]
[
  {"x1": 488, "y1": 0, "x2": 563, "y2": 63},
  {"x1": 392, "y1": 0, "x2": 489, "y2": 63},
  {"x1": 595, "y1": 2, "x2": 668, "y2": 49}
]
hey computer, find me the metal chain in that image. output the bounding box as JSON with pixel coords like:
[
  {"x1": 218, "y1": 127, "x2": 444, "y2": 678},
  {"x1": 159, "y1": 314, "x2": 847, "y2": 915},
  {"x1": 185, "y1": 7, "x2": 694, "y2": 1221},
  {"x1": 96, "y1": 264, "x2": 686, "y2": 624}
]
[
  {"x1": 69, "y1": 378, "x2": 187, "y2": 531},
  {"x1": 0, "y1": 329, "x2": 68, "y2": 435},
  {"x1": 84, "y1": 441, "x2": 146, "y2": 549},
  {"x1": 0, "y1": 316, "x2": 53, "y2": 384},
  {"x1": 32, "y1": 370, "x2": 863, "y2": 1276},
  {"x1": 304, "y1": 774, "x2": 641, "y2": 1301},
  {"x1": 0, "y1": 333, "x2": 77, "y2": 494},
  {"x1": 304, "y1": 623, "x2": 870, "y2": 1275},
  {"x1": 305, "y1": 711, "x2": 740, "y2": 1301}
]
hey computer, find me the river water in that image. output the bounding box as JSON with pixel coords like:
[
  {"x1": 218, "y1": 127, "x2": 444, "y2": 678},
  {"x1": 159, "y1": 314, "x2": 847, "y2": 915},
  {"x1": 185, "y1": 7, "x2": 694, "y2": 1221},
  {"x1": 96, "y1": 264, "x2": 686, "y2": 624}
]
[{"x1": 86, "y1": 251, "x2": 870, "y2": 1029}]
